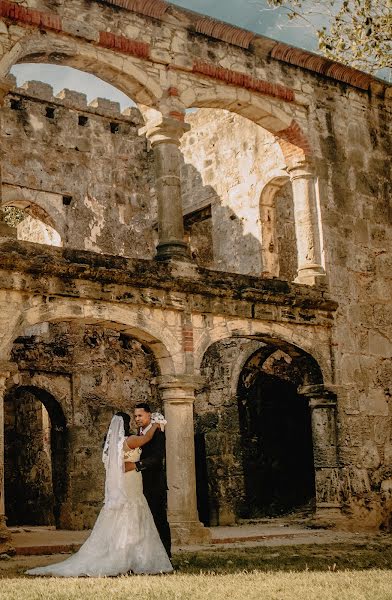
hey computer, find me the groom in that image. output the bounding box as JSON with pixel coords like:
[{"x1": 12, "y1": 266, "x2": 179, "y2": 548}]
[{"x1": 125, "y1": 402, "x2": 171, "y2": 557}]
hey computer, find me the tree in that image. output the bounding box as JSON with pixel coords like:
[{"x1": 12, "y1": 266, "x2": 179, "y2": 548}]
[{"x1": 257, "y1": 0, "x2": 391, "y2": 75}]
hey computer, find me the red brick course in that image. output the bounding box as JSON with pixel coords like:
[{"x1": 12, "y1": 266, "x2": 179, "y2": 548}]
[
  {"x1": 101, "y1": 0, "x2": 169, "y2": 20},
  {"x1": 182, "y1": 327, "x2": 194, "y2": 352},
  {"x1": 270, "y1": 42, "x2": 373, "y2": 91},
  {"x1": 0, "y1": 0, "x2": 61, "y2": 31},
  {"x1": 192, "y1": 60, "x2": 295, "y2": 102},
  {"x1": 194, "y1": 17, "x2": 255, "y2": 49},
  {"x1": 169, "y1": 110, "x2": 185, "y2": 121},
  {"x1": 98, "y1": 31, "x2": 150, "y2": 59}
]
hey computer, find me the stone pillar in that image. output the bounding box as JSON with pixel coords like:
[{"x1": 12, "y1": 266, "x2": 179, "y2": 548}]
[
  {"x1": 0, "y1": 362, "x2": 16, "y2": 552},
  {"x1": 140, "y1": 116, "x2": 190, "y2": 261},
  {"x1": 155, "y1": 375, "x2": 210, "y2": 545},
  {"x1": 0, "y1": 80, "x2": 16, "y2": 237},
  {"x1": 300, "y1": 384, "x2": 342, "y2": 522},
  {"x1": 288, "y1": 162, "x2": 326, "y2": 285}
]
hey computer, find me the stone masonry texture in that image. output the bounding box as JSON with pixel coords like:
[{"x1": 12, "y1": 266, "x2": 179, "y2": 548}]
[{"x1": 0, "y1": 0, "x2": 390, "y2": 539}]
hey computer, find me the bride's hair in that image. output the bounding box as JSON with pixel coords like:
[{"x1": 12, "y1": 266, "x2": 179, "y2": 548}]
[
  {"x1": 102, "y1": 411, "x2": 131, "y2": 447},
  {"x1": 114, "y1": 411, "x2": 131, "y2": 437}
]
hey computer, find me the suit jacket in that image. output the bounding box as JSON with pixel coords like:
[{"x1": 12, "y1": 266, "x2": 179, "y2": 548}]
[{"x1": 136, "y1": 429, "x2": 167, "y2": 500}]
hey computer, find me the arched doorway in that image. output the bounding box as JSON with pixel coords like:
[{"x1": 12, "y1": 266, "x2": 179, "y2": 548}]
[
  {"x1": 4, "y1": 386, "x2": 68, "y2": 527},
  {"x1": 238, "y1": 348, "x2": 320, "y2": 518}
]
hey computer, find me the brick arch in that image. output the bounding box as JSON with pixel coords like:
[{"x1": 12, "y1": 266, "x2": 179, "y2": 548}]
[
  {"x1": 0, "y1": 30, "x2": 162, "y2": 106},
  {"x1": 5, "y1": 299, "x2": 184, "y2": 376}
]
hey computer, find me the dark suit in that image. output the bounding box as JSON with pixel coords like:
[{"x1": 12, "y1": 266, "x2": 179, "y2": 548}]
[{"x1": 135, "y1": 428, "x2": 171, "y2": 557}]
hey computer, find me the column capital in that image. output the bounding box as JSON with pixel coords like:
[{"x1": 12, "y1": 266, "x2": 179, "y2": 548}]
[
  {"x1": 139, "y1": 116, "x2": 190, "y2": 147},
  {"x1": 299, "y1": 384, "x2": 337, "y2": 408},
  {"x1": 152, "y1": 374, "x2": 203, "y2": 396},
  {"x1": 287, "y1": 160, "x2": 315, "y2": 181}
]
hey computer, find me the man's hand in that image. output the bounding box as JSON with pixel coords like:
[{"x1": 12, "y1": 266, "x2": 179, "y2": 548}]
[{"x1": 124, "y1": 462, "x2": 136, "y2": 472}]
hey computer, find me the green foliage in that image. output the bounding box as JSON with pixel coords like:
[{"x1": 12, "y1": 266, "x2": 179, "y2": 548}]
[{"x1": 265, "y1": 0, "x2": 392, "y2": 75}]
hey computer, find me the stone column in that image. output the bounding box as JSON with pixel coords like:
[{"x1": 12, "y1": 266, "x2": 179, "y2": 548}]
[
  {"x1": 288, "y1": 162, "x2": 326, "y2": 285},
  {"x1": 300, "y1": 384, "x2": 342, "y2": 522},
  {"x1": 0, "y1": 362, "x2": 16, "y2": 552},
  {"x1": 155, "y1": 375, "x2": 210, "y2": 545},
  {"x1": 0, "y1": 79, "x2": 16, "y2": 238},
  {"x1": 140, "y1": 116, "x2": 190, "y2": 261}
]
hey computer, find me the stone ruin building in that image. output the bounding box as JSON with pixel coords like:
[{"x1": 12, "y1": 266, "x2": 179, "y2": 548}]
[{"x1": 0, "y1": 0, "x2": 391, "y2": 550}]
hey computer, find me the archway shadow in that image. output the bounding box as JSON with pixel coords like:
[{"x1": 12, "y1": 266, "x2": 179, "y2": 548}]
[{"x1": 4, "y1": 385, "x2": 68, "y2": 528}]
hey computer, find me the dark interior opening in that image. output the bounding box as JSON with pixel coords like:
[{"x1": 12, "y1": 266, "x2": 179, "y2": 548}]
[
  {"x1": 4, "y1": 386, "x2": 68, "y2": 527},
  {"x1": 238, "y1": 370, "x2": 315, "y2": 518},
  {"x1": 45, "y1": 106, "x2": 55, "y2": 119}
]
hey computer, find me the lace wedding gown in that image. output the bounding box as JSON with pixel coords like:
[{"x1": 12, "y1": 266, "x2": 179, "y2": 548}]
[{"x1": 26, "y1": 446, "x2": 173, "y2": 577}]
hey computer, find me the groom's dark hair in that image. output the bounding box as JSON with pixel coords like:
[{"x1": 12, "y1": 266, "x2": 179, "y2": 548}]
[{"x1": 135, "y1": 402, "x2": 151, "y2": 413}]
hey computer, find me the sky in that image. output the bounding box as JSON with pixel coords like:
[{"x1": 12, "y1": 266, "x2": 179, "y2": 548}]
[{"x1": 11, "y1": 0, "x2": 322, "y2": 110}]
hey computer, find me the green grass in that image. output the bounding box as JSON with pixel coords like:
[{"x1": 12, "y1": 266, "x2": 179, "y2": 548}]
[{"x1": 2, "y1": 543, "x2": 392, "y2": 599}]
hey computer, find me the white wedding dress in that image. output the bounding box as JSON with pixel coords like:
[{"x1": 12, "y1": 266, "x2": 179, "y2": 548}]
[{"x1": 26, "y1": 445, "x2": 173, "y2": 577}]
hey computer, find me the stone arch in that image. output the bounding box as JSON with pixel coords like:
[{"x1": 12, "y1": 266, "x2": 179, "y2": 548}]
[
  {"x1": 13, "y1": 370, "x2": 72, "y2": 423},
  {"x1": 183, "y1": 82, "x2": 292, "y2": 130},
  {"x1": 2, "y1": 191, "x2": 64, "y2": 247},
  {"x1": 6, "y1": 317, "x2": 171, "y2": 529},
  {"x1": 2, "y1": 185, "x2": 66, "y2": 239},
  {"x1": 4, "y1": 384, "x2": 68, "y2": 527},
  {"x1": 1, "y1": 31, "x2": 162, "y2": 107},
  {"x1": 194, "y1": 320, "x2": 332, "y2": 384},
  {"x1": 195, "y1": 334, "x2": 325, "y2": 524},
  {"x1": 2, "y1": 298, "x2": 184, "y2": 376},
  {"x1": 181, "y1": 79, "x2": 310, "y2": 165}
]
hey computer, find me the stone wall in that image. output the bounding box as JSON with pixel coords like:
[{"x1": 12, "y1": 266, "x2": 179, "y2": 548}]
[
  {"x1": 0, "y1": 0, "x2": 390, "y2": 534},
  {"x1": 182, "y1": 85, "x2": 392, "y2": 527},
  {"x1": 8, "y1": 322, "x2": 161, "y2": 529},
  {"x1": 3, "y1": 80, "x2": 157, "y2": 258}
]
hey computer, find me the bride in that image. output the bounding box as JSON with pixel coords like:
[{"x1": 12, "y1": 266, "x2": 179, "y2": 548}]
[{"x1": 26, "y1": 413, "x2": 173, "y2": 576}]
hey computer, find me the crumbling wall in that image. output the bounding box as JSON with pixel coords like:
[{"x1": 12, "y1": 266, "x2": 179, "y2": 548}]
[
  {"x1": 3, "y1": 80, "x2": 157, "y2": 258},
  {"x1": 195, "y1": 338, "x2": 266, "y2": 526},
  {"x1": 0, "y1": 6, "x2": 390, "y2": 528},
  {"x1": 9, "y1": 322, "x2": 161, "y2": 529}
]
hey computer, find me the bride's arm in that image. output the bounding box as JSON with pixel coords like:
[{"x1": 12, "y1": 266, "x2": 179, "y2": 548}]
[{"x1": 126, "y1": 423, "x2": 159, "y2": 449}]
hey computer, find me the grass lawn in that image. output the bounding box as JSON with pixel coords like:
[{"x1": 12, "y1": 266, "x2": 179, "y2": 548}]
[{"x1": 1, "y1": 542, "x2": 392, "y2": 599}]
